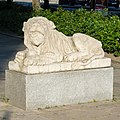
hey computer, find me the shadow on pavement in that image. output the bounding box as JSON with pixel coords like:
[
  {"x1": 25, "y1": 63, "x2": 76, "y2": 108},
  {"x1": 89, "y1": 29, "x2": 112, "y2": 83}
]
[{"x1": 0, "y1": 33, "x2": 25, "y2": 80}]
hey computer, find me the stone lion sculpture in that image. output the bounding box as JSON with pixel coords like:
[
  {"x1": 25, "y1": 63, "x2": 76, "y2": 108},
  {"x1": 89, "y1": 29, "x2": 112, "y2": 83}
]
[{"x1": 9, "y1": 17, "x2": 106, "y2": 74}]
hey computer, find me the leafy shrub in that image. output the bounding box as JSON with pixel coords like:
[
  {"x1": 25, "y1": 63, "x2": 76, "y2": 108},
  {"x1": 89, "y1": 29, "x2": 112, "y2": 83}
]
[
  {"x1": 0, "y1": 2, "x2": 31, "y2": 34},
  {"x1": 0, "y1": 2, "x2": 120, "y2": 56}
]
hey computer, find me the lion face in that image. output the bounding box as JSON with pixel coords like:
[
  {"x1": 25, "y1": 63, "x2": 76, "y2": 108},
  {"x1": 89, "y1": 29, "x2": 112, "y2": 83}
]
[
  {"x1": 29, "y1": 23, "x2": 45, "y2": 47},
  {"x1": 29, "y1": 31, "x2": 44, "y2": 47}
]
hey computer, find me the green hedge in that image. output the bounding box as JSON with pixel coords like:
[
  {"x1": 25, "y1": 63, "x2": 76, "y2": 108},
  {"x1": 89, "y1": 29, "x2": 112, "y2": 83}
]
[{"x1": 0, "y1": 3, "x2": 120, "y2": 56}]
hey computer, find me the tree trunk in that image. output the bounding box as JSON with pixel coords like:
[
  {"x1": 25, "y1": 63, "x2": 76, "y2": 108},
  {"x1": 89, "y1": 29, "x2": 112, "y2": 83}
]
[
  {"x1": 44, "y1": 0, "x2": 50, "y2": 9},
  {"x1": 32, "y1": 0, "x2": 41, "y2": 10},
  {"x1": 7, "y1": 0, "x2": 13, "y2": 5},
  {"x1": 90, "y1": 0, "x2": 96, "y2": 10}
]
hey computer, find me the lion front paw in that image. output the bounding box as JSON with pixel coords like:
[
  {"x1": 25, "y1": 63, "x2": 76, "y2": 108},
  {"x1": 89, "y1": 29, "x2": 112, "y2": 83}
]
[{"x1": 23, "y1": 56, "x2": 40, "y2": 66}]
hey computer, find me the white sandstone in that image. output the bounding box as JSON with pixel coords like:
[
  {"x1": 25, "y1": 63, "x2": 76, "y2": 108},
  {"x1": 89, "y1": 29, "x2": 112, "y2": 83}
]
[{"x1": 8, "y1": 17, "x2": 110, "y2": 74}]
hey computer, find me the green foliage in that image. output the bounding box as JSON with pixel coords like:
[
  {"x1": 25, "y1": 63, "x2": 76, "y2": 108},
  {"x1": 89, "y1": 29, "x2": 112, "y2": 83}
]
[
  {"x1": 0, "y1": 10, "x2": 30, "y2": 34},
  {"x1": 0, "y1": 2, "x2": 120, "y2": 56},
  {"x1": 0, "y1": 2, "x2": 31, "y2": 34}
]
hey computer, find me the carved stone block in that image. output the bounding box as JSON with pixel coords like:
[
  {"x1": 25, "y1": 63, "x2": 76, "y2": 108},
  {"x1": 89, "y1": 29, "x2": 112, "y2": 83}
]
[{"x1": 5, "y1": 67, "x2": 113, "y2": 110}]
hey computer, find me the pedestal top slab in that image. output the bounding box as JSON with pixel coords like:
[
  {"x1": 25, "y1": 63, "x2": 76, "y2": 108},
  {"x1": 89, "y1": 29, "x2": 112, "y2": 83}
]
[{"x1": 9, "y1": 57, "x2": 111, "y2": 74}]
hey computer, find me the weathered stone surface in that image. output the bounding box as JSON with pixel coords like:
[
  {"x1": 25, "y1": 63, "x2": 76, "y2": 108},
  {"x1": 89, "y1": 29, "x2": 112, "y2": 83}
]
[
  {"x1": 9, "y1": 57, "x2": 111, "y2": 74},
  {"x1": 8, "y1": 17, "x2": 107, "y2": 74},
  {"x1": 5, "y1": 67, "x2": 113, "y2": 110}
]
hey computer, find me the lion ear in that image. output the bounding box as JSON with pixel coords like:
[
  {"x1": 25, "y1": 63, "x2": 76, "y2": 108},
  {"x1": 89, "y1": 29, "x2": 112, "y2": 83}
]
[
  {"x1": 49, "y1": 21, "x2": 56, "y2": 29},
  {"x1": 22, "y1": 22, "x2": 27, "y2": 32}
]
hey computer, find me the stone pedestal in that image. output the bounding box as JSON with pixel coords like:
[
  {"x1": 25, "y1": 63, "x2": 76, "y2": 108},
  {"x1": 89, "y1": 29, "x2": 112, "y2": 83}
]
[{"x1": 5, "y1": 67, "x2": 113, "y2": 110}]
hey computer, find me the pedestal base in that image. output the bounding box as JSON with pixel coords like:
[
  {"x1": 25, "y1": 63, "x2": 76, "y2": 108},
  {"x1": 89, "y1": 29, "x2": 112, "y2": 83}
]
[{"x1": 5, "y1": 67, "x2": 113, "y2": 110}]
